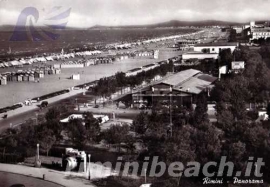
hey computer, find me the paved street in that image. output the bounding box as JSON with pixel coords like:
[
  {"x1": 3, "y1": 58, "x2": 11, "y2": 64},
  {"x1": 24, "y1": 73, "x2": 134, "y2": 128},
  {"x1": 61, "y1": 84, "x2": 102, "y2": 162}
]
[
  {"x1": 0, "y1": 89, "x2": 85, "y2": 132},
  {"x1": 0, "y1": 162, "x2": 117, "y2": 187},
  {"x1": 0, "y1": 171, "x2": 63, "y2": 187}
]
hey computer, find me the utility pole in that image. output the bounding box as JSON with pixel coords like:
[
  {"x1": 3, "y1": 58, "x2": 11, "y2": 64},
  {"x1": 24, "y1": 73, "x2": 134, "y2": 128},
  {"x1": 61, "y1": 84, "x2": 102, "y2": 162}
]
[
  {"x1": 144, "y1": 169, "x2": 147, "y2": 184},
  {"x1": 88, "y1": 154, "x2": 91, "y2": 180},
  {"x1": 170, "y1": 86, "x2": 173, "y2": 137}
]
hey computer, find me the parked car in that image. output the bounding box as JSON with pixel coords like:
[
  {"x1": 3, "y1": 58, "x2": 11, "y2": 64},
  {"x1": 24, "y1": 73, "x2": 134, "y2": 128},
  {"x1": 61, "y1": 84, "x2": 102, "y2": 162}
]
[
  {"x1": 10, "y1": 184, "x2": 25, "y2": 187},
  {"x1": 30, "y1": 99, "x2": 38, "y2": 103},
  {"x1": 41, "y1": 101, "x2": 48, "y2": 108},
  {"x1": 139, "y1": 104, "x2": 146, "y2": 110},
  {"x1": 2, "y1": 114, "x2": 8, "y2": 119}
]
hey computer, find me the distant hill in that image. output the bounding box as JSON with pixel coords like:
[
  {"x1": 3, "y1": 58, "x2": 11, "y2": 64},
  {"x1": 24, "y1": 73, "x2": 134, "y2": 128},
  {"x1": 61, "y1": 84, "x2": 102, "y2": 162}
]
[
  {"x1": 1, "y1": 19, "x2": 264, "y2": 31},
  {"x1": 88, "y1": 20, "x2": 247, "y2": 29},
  {"x1": 148, "y1": 20, "x2": 246, "y2": 27}
]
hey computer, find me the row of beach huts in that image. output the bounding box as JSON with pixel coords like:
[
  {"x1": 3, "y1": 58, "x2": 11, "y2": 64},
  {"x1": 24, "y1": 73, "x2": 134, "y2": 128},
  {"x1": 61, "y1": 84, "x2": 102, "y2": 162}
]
[
  {"x1": 0, "y1": 49, "x2": 159, "y2": 70},
  {"x1": 0, "y1": 50, "x2": 103, "y2": 68},
  {"x1": 0, "y1": 68, "x2": 61, "y2": 86},
  {"x1": 52, "y1": 50, "x2": 159, "y2": 69},
  {"x1": 125, "y1": 62, "x2": 162, "y2": 77},
  {"x1": 106, "y1": 30, "x2": 205, "y2": 49}
]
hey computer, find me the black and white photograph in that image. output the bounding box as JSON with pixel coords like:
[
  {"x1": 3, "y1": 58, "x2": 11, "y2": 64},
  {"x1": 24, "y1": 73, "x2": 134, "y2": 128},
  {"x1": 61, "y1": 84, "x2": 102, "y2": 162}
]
[{"x1": 0, "y1": 0, "x2": 269, "y2": 186}]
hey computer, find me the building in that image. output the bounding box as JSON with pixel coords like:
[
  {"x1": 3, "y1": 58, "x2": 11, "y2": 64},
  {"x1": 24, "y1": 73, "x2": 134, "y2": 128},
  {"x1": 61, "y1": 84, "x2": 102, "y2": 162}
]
[
  {"x1": 182, "y1": 52, "x2": 219, "y2": 61},
  {"x1": 119, "y1": 69, "x2": 217, "y2": 108},
  {"x1": 243, "y1": 21, "x2": 270, "y2": 41},
  {"x1": 71, "y1": 74, "x2": 80, "y2": 80},
  {"x1": 176, "y1": 39, "x2": 200, "y2": 51},
  {"x1": 28, "y1": 74, "x2": 35, "y2": 82},
  {"x1": 194, "y1": 42, "x2": 238, "y2": 54},
  {"x1": 62, "y1": 148, "x2": 87, "y2": 172},
  {"x1": 219, "y1": 65, "x2": 228, "y2": 79},
  {"x1": 23, "y1": 74, "x2": 29, "y2": 81},
  {"x1": 60, "y1": 114, "x2": 109, "y2": 124},
  {"x1": 0, "y1": 76, "x2": 7, "y2": 85},
  {"x1": 154, "y1": 50, "x2": 159, "y2": 59},
  {"x1": 230, "y1": 61, "x2": 245, "y2": 73},
  {"x1": 34, "y1": 71, "x2": 44, "y2": 78},
  {"x1": 250, "y1": 28, "x2": 270, "y2": 40},
  {"x1": 55, "y1": 69, "x2": 61, "y2": 74},
  {"x1": 125, "y1": 68, "x2": 143, "y2": 77}
]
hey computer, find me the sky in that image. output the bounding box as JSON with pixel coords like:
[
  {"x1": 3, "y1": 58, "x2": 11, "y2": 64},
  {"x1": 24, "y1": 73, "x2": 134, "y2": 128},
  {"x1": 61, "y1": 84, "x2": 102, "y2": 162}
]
[{"x1": 0, "y1": 0, "x2": 270, "y2": 28}]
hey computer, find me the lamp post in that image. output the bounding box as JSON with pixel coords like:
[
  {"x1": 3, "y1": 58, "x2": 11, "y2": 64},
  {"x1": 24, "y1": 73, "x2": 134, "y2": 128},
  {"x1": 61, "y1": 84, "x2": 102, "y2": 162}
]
[
  {"x1": 37, "y1": 144, "x2": 39, "y2": 160},
  {"x1": 169, "y1": 86, "x2": 173, "y2": 137},
  {"x1": 151, "y1": 87, "x2": 154, "y2": 109},
  {"x1": 35, "y1": 112, "x2": 38, "y2": 125},
  {"x1": 144, "y1": 168, "x2": 147, "y2": 184},
  {"x1": 88, "y1": 154, "x2": 91, "y2": 180},
  {"x1": 179, "y1": 88, "x2": 183, "y2": 107}
]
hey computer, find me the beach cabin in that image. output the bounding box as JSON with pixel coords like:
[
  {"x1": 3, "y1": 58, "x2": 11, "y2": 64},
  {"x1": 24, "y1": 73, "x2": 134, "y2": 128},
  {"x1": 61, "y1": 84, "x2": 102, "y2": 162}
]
[
  {"x1": 55, "y1": 69, "x2": 61, "y2": 74},
  {"x1": 12, "y1": 74, "x2": 17, "y2": 81},
  {"x1": 0, "y1": 76, "x2": 7, "y2": 85},
  {"x1": 71, "y1": 74, "x2": 80, "y2": 80},
  {"x1": 17, "y1": 75, "x2": 23, "y2": 82},
  {"x1": 23, "y1": 74, "x2": 29, "y2": 81},
  {"x1": 29, "y1": 74, "x2": 35, "y2": 82}
]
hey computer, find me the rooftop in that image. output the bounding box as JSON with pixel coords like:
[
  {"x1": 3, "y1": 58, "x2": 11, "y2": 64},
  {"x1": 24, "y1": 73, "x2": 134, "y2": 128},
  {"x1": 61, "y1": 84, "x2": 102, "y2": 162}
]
[
  {"x1": 182, "y1": 51, "x2": 219, "y2": 55},
  {"x1": 159, "y1": 69, "x2": 217, "y2": 94},
  {"x1": 252, "y1": 27, "x2": 270, "y2": 32},
  {"x1": 176, "y1": 74, "x2": 217, "y2": 94},
  {"x1": 195, "y1": 42, "x2": 238, "y2": 47},
  {"x1": 162, "y1": 69, "x2": 201, "y2": 86}
]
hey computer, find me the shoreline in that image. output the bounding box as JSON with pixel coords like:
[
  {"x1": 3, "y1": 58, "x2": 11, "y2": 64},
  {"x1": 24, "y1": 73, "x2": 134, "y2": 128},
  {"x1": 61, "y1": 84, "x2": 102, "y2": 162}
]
[{"x1": 0, "y1": 28, "x2": 204, "y2": 58}]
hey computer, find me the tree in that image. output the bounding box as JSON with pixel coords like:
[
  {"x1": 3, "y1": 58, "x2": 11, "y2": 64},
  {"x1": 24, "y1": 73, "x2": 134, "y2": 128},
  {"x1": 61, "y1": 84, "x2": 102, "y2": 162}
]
[
  {"x1": 219, "y1": 48, "x2": 233, "y2": 66},
  {"x1": 103, "y1": 124, "x2": 130, "y2": 152},
  {"x1": 132, "y1": 111, "x2": 149, "y2": 135},
  {"x1": 45, "y1": 107, "x2": 64, "y2": 139},
  {"x1": 193, "y1": 93, "x2": 208, "y2": 126},
  {"x1": 193, "y1": 122, "x2": 222, "y2": 164},
  {"x1": 115, "y1": 72, "x2": 127, "y2": 94},
  {"x1": 67, "y1": 119, "x2": 87, "y2": 149},
  {"x1": 83, "y1": 112, "x2": 101, "y2": 142},
  {"x1": 267, "y1": 103, "x2": 270, "y2": 117},
  {"x1": 212, "y1": 76, "x2": 250, "y2": 120},
  {"x1": 37, "y1": 125, "x2": 56, "y2": 156},
  {"x1": 123, "y1": 134, "x2": 136, "y2": 154},
  {"x1": 45, "y1": 107, "x2": 61, "y2": 122}
]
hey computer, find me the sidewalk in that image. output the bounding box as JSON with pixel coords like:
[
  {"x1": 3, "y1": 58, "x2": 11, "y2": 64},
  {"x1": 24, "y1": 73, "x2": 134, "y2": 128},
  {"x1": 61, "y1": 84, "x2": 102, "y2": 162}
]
[{"x1": 0, "y1": 162, "x2": 116, "y2": 187}]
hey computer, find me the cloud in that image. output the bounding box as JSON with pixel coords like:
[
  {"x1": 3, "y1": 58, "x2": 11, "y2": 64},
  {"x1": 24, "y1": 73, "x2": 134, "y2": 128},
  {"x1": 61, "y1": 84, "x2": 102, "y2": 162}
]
[{"x1": 0, "y1": 0, "x2": 270, "y2": 27}]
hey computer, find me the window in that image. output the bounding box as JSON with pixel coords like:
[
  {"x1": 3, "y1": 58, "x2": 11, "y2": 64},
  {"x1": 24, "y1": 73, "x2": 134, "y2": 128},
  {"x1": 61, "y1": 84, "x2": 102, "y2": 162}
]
[{"x1": 212, "y1": 48, "x2": 215, "y2": 51}]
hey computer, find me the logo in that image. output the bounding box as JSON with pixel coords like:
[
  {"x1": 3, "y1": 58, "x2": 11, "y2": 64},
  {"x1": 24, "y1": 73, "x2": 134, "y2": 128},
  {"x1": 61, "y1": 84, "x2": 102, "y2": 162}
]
[{"x1": 10, "y1": 6, "x2": 71, "y2": 41}]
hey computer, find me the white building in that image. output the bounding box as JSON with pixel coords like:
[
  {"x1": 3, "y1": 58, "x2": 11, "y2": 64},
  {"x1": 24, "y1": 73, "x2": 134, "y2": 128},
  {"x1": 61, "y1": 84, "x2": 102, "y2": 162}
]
[
  {"x1": 182, "y1": 52, "x2": 219, "y2": 60},
  {"x1": 71, "y1": 74, "x2": 80, "y2": 80},
  {"x1": 154, "y1": 50, "x2": 159, "y2": 59},
  {"x1": 250, "y1": 28, "x2": 270, "y2": 40},
  {"x1": 194, "y1": 42, "x2": 238, "y2": 54},
  {"x1": 60, "y1": 114, "x2": 109, "y2": 124},
  {"x1": 230, "y1": 61, "x2": 245, "y2": 74},
  {"x1": 231, "y1": 61, "x2": 245, "y2": 70}
]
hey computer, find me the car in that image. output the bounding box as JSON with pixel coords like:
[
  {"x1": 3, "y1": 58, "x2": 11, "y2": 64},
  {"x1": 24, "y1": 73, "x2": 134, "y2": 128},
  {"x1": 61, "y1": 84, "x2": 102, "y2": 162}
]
[
  {"x1": 94, "y1": 105, "x2": 99, "y2": 108},
  {"x1": 2, "y1": 114, "x2": 8, "y2": 119},
  {"x1": 10, "y1": 184, "x2": 25, "y2": 187},
  {"x1": 139, "y1": 104, "x2": 146, "y2": 110},
  {"x1": 30, "y1": 99, "x2": 38, "y2": 103},
  {"x1": 41, "y1": 101, "x2": 48, "y2": 108}
]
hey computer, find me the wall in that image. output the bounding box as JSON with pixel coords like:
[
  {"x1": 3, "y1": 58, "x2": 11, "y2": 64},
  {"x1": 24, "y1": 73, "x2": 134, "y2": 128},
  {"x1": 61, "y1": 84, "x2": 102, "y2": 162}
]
[
  {"x1": 182, "y1": 53, "x2": 219, "y2": 60},
  {"x1": 194, "y1": 46, "x2": 237, "y2": 54}
]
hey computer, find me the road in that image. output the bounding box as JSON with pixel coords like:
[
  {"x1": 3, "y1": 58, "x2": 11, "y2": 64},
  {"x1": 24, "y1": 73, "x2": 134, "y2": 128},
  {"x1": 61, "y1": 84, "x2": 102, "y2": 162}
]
[{"x1": 0, "y1": 89, "x2": 85, "y2": 133}]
